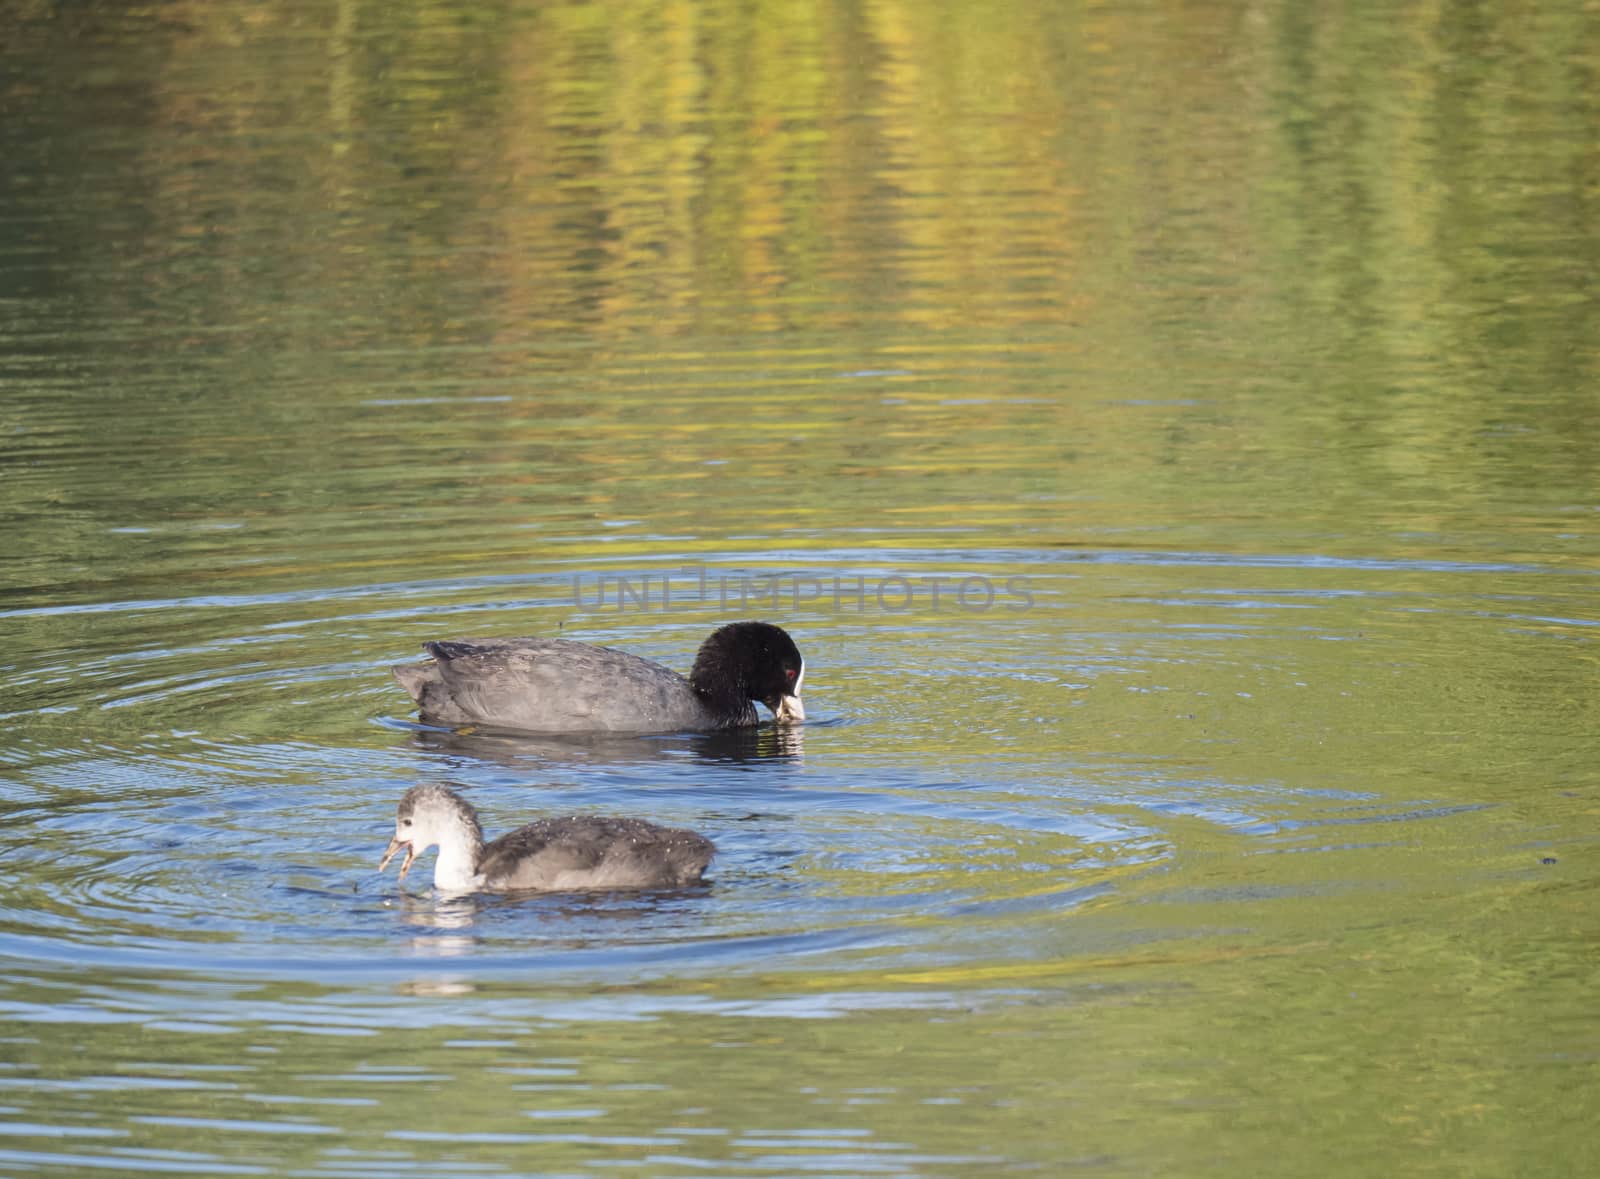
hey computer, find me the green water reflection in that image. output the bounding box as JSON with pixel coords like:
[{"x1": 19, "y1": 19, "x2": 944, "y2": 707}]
[{"x1": 1, "y1": 0, "x2": 1597, "y2": 1175}]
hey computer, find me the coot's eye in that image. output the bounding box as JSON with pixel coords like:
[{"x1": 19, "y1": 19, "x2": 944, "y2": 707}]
[{"x1": 785, "y1": 668, "x2": 797, "y2": 681}]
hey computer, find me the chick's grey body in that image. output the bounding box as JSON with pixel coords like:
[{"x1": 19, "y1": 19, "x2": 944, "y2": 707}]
[
  {"x1": 479, "y1": 814, "x2": 714, "y2": 891},
  {"x1": 392, "y1": 623, "x2": 803, "y2": 734},
  {"x1": 380, "y1": 784, "x2": 714, "y2": 894}
]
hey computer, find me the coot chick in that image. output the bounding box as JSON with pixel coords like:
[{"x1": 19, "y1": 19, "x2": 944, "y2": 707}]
[
  {"x1": 392, "y1": 620, "x2": 804, "y2": 734},
  {"x1": 378, "y1": 784, "x2": 715, "y2": 894}
]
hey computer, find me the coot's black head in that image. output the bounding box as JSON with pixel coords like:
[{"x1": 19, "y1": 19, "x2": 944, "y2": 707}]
[{"x1": 689, "y1": 621, "x2": 805, "y2": 723}]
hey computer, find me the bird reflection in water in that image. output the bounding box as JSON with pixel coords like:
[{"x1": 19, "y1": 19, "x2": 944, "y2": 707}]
[
  {"x1": 402, "y1": 718, "x2": 806, "y2": 770},
  {"x1": 385, "y1": 884, "x2": 714, "y2": 968}
]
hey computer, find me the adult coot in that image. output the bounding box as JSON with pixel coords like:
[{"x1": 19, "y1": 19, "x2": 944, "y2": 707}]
[
  {"x1": 392, "y1": 620, "x2": 804, "y2": 733},
  {"x1": 379, "y1": 784, "x2": 714, "y2": 894}
]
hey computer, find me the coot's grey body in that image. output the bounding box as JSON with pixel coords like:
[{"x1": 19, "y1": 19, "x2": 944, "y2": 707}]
[
  {"x1": 379, "y1": 784, "x2": 714, "y2": 894},
  {"x1": 392, "y1": 622, "x2": 804, "y2": 735},
  {"x1": 395, "y1": 637, "x2": 721, "y2": 732}
]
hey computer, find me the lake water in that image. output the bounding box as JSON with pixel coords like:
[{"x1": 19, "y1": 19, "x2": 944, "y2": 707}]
[{"x1": 2, "y1": 1, "x2": 1597, "y2": 1174}]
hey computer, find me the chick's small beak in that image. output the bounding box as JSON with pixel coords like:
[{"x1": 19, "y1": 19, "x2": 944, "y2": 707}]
[
  {"x1": 775, "y1": 693, "x2": 805, "y2": 724},
  {"x1": 379, "y1": 836, "x2": 416, "y2": 880}
]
